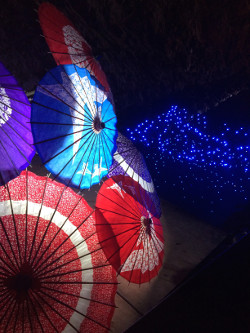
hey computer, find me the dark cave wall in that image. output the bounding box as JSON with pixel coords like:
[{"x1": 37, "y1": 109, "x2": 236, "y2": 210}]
[{"x1": 0, "y1": 0, "x2": 249, "y2": 126}]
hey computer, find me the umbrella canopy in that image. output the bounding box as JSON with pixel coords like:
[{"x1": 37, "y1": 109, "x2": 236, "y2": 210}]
[
  {"x1": 95, "y1": 175, "x2": 164, "y2": 284},
  {"x1": 31, "y1": 64, "x2": 117, "y2": 190},
  {"x1": 108, "y1": 132, "x2": 161, "y2": 218},
  {"x1": 0, "y1": 62, "x2": 35, "y2": 185},
  {"x1": 38, "y1": 2, "x2": 111, "y2": 95},
  {"x1": 0, "y1": 171, "x2": 117, "y2": 332}
]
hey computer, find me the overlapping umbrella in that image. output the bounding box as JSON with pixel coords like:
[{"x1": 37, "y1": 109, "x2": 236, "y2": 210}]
[
  {"x1": 38, "y1": 2, "x2": 112, "y2": 96},
  {"x1": 31, "y1": 64, "x2": 117, "y2": 189},
  {"x1": 108, "y1": 132, "x2": 161, "y2": 218},
  {"x1": 0, "y1": 171, "x2": 117, "y2": 332},
  {"x1": 0, "y1": 62, "x2": 35, "y2": 185},
  {"x1": 95, "y1": 175, "x2": 164, "y2": 284}
]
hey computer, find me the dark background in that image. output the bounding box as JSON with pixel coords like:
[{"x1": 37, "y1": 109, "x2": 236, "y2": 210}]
[{"x1": 0, "y1": 0, "x2": 249, "y2": 127}]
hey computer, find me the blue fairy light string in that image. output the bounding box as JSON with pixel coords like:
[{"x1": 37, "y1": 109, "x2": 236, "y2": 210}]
[{"x1": 126, "y1": 105, "x2": 250, "y2": 225}]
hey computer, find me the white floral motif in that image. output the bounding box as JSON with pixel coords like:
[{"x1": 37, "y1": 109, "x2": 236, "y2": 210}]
[
  {"x1": 0, "y1": 87, "x2": 12, "y2": 126},
  {"x1": 121, "y1": 215, "x2": 164, "y2": 274},
  {"x1": 38, "y1": 70, "x2": 107, "y2": 164},
  {"x1": 62, "y1": 25, "x2": 94, "y2": 76}
]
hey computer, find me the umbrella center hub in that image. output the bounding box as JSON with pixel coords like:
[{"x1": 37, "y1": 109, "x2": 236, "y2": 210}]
[
  {"x1": 4, "y1": 263, "x2": 41, "y2": 303},
  {"x1": 141, "y1": 216, "x2": 152, "y2": 235},
  {"x1": 93, "y1": 116, "x2": 105, "y2": 133}
]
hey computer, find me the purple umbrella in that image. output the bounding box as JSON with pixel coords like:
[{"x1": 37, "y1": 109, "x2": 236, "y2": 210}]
[
  {"x1": 0, "y1": 62, "x2": 35, "y2": 185},
  {"x1": 108, "y1": 132, "x2": 161, "y2": 218}
]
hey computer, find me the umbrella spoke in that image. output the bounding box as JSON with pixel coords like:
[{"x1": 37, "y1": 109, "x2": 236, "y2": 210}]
[
  {"x1": 42, "y1": 127, "x2": 93, "y2": 165},
  {"x1": 29, "y1": 290, "x2": 59, "y2": 333},
  {"x1": 37, "y1": 288, "x2": 110, "y2": 331},
  {"x1": 32, "y1": 213, "x2": 95, "y2": 274},
  {"x1": 41, "y1": 285, "x2": 117, "y2": 308}
]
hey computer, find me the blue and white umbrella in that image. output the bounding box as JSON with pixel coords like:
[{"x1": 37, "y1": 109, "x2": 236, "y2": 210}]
[{"x1": 31, "y1": 64, "x2": 117, "y2": 189}]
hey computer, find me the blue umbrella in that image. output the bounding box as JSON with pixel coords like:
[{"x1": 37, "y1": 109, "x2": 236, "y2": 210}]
[{"x1": 31, "y1": 64, "x2": 117, "y2": 189}]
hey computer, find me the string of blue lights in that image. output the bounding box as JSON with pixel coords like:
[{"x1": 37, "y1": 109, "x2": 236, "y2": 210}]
[{"x1": 126, "y1": 106, "x2": 250, "y2": 226}]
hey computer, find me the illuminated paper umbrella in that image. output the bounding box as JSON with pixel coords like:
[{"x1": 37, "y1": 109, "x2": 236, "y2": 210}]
[
  {"x1": 108, "y1": 132, "x2": 161, "y2": 218},
  {"x1": 31, "y1": 64, "x2": 117, "y2": 189},
  {"x1": 0, "y1": 171, "x2": 117, "y2": 332},
  {"x1": 38, "y1": 2, "x2": 112, "y2": 96},
  {"x1": 96, "y1": 176, "x2": 164, "y2": 284},
  {"x1": 0, "y1": 62, "x2": 35, "y2": 185}
]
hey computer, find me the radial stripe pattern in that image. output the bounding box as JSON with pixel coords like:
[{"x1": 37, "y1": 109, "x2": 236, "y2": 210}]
[{"x1": 0, "y1": 171, "x2": 117, "y2": 332}]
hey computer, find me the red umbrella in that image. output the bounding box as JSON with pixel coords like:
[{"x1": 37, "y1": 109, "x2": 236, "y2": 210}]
[
  {"x1": 38, "y1": 2, "x2": 112, "y2": 96},
  {"x1": 95, "y1": 176, "x2": 164, "y2": 284},
  {"x1": 0, "y1": 171, "x2": 117, "y2": 332}
]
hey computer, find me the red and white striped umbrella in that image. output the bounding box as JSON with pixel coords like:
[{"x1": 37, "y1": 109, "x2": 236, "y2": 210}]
[
  {"x1": 95, "y1": 176, "x2": 164, "y2": 284},
  {"x1": 0, "y1": 171, "x2": 117, "y2": 332}
]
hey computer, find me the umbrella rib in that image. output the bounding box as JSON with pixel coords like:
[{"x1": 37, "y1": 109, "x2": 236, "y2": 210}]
[
  {"x1": 26, "y1": 292, "x2": 45, "y2": 333},
  {"x1": 39, "y1": 263, "x2": 111, "y2": 281},
  {"x1": 50, "y1": 129, "x2": 96, "y2": 185},
  {"x1": 0, "y1": 126, "x2": 33, "y2": 168},
  {"x1": 25, "y1": 296, "x2": 35, "y2": 333},
  {"x1": 117, "y1": 227, "x2": 143, "y2": 279},
  {"x1": 32, "y1": 210, "x2": 95, "y2": 273},
  {"x1": 77, "y1": 131, "x2": 97, "y2": 189},
  {"x1": 34, "y1": 127, "x2": 87, "y2": 145},
  {"x1": 72, "y1": 63, "x2": 96, "y2": 118},
  {"x1": 42, "y1": 127, "x2": 93, "y2": 165},
  {"x1": 60, "y1": 64, "x2": 95, "y2": 122},
  {"x1": 0, "y1": 97, "x2": 29, "y2": 119},
  {"x1": 28, "y1": 176, "x2": 50, "y2": 263},
  {"x1": 0, "y1": 239, "x2": 19, "y2": 274},
  {"x1": 99, "y1": 131, "x2": 111, "y2": 181},
  {"x1": 97, "y1": 183, "x2": 140, "y2": 218},
  {"x1": 36, "y1": 83, "x2": 86, "y2": 121},
  {"x1": 0, "y1": 107, "x2": 31, "y2": 131},
  {"x1": 0, "y1": 210, "x2": 21, "y2": 269},
  {"x1": 47, "y1": 66, "x2": 93, "y2": 124},
  {"x1": 34, "y1": 231, "x2": 96, "y2": 277},
  {"x1": 101, "y1": 97, "x2": 113, "y2": 122},
  {"x1": 98, "y1": 224, "x2": 141, "y2": 246},
  {"x1": 0, "y1": 115, "x2": 34, "y2": 149},
  {"x1": 2, "y1": 295, "x2": 17, "y2": 333},
  {"x1": 42, "y1": 285, "x2": 117, "y2": 308},
  {"x1": 0, "y1": 91, "x2": 30, "y2": 107},
  {"x1": 34, "y1": 228, "x2": 96, "y2": 277},
  {"x1": 32, "y1": 100, "x2": 86, "y2": 123},
  {"x1": 36, "y1": 244, "x2": 103, "y2": 278},
  {"x1": 116, "y1": 291, "x2": 143, "y2": 316},
  {"x1": 0, "y1": 139, "x2": 20, "y2": 183},
  {"x1": 151, "y1": 229, "x2": 164, "y2": 254},
  {"x1": 29, "y1": 290, "x2": 59, "y2": 332},
  {"x1": 31, "y1": 194, "x2": 88, "y2": 271},
  {"x1": 88, "y1": 133, "x2": 99, "y2": 188},
  {"x1": 106, "y1": 226, "x2": 141, "y2": 267},
  {"x1": 30, "y1": 182, "x2": 68, "y2": 266},
  {"x1": 38, "y1": 288, "x2": 111, "y2": 331},
  {"x1": 96, "y1": 206, "x2": 140, "y2": 222},
  {"x1": 40, "y1": 32, "x2": 87, "y2": 52}
]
